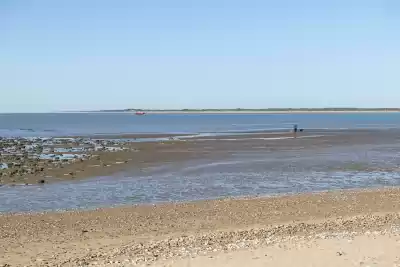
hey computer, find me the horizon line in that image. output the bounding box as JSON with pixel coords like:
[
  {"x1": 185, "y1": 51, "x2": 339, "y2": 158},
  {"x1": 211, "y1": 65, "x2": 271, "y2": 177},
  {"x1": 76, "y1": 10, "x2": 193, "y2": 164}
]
[{"x1": 2, "y1": 107, "x2": 400, "y2": 114}]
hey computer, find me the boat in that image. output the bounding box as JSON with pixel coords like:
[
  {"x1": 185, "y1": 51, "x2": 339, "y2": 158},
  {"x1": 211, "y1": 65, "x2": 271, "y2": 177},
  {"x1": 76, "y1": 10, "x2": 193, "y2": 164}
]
[{"x1": 135, "y1": 111, "x2": 146, "y2": 115}]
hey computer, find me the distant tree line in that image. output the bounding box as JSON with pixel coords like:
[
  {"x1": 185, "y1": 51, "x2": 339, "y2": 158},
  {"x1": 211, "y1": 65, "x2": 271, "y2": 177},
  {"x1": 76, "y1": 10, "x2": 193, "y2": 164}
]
[{"x1": 97, "y1": 108, "x2": 400, "y2": 112}]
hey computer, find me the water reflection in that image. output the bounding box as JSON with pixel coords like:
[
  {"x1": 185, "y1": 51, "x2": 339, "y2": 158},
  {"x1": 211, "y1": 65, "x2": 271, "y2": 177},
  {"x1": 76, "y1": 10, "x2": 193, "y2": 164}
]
[{"x1": 1, "y1": 144, "x2": 400, "y2": 213}]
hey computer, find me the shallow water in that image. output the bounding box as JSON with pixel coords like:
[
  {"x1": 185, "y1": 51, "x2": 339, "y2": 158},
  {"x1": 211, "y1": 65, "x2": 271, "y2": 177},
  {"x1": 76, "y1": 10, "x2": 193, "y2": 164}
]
[
  {"x1": 2, "y1": 112, "x2": 400, "y2": 137},
  {"x1": 1, "y1": 143, "x2": 400, "y2": 213}
]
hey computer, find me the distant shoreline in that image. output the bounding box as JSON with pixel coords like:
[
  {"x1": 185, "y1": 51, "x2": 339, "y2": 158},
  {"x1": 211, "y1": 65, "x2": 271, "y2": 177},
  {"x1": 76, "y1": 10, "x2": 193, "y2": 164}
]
[
  {"x1": 3, "y1": 110, "x2": 400, "y2": 115},
  {"x1": 85, "y1": 109, "x2": 400, "y2": 114},
  {"x1": 145, "y1": 110, "x2": 400, "y2": 114}
]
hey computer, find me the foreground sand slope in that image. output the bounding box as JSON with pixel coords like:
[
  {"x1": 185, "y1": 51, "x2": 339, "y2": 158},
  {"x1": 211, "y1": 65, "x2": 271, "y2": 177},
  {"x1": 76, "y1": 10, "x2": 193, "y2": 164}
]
[
  {"x1": 159, "y1": 232, "x2": 400, "y2": 267},
  {"x1": 2, "y1": 188, "x2": 400, "y2": 266}
]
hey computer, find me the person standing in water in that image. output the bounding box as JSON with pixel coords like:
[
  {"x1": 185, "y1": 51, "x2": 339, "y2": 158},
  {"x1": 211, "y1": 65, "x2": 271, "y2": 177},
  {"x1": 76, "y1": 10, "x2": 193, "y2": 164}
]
[{"x1": 293, "y1": 124, "x2": 298, "y2": 137}]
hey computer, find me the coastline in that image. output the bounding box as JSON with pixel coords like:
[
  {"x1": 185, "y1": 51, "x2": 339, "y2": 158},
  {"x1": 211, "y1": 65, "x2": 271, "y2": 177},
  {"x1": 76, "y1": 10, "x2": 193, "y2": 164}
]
[
  {"x1": 145, "y1": 110, "x2": 400, "y2": 114},
  {"x1": 0, "y1": 132, "x2": 208, "y2": 185},
  {"x1": 2, "y1": 188, "x2": 400, "y2": 266},
  {"x1": 1, "y1": 128, "x2": 397, "y2": 186},
  {"x1": 72, "y1": 110, "x2": 400, "y2": 114},
  {"x1": 3, "y1": 128, "x2": 400, "y2": 265}
]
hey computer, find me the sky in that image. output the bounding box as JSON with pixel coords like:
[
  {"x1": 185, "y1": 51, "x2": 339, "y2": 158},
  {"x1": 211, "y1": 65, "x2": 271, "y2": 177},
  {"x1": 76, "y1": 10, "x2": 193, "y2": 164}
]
[{"x1": 1, "y1": 0, "x2": 400, "y2": 112}]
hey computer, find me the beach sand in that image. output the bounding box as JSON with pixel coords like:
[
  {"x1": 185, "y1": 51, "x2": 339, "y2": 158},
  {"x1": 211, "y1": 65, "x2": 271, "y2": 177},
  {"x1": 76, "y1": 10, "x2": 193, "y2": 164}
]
[
  {"x1": 2, "y1": 188, "x2": 400, "y2": 266},
  {"x1": 160, "y1": 232, "x2": 400, "y2": 267},
  {"x1": 3, "y1": 129, "x2": 400, "y2": 266}
]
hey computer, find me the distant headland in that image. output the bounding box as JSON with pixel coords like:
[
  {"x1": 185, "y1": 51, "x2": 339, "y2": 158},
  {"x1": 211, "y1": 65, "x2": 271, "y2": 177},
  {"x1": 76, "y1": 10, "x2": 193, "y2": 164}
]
[{"x1": 91, "y1": 108, "x2": 400, "y2": 114}]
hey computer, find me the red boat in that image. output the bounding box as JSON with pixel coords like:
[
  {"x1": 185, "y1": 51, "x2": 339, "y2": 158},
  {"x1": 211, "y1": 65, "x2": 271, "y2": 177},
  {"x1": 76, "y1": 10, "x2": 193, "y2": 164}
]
[{"x1": 135, "y1": 111, "x2": 146, "y2": 115}]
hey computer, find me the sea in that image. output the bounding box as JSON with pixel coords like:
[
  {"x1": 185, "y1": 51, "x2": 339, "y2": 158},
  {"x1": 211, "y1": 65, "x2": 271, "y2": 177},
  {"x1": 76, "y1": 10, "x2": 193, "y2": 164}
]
[
  {"x1": 2, "y1": 112, "x2": 400, "y2": 213},
  {"x1": 1, "y1": 112, "x2": 400, "y2": 137}
]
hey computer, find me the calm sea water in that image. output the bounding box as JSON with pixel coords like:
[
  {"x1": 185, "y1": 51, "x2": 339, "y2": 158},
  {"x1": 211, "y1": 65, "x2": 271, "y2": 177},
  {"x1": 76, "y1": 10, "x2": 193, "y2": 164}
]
[{"x1": 1, "y1": 112, "x2": 400, "y2": 137}]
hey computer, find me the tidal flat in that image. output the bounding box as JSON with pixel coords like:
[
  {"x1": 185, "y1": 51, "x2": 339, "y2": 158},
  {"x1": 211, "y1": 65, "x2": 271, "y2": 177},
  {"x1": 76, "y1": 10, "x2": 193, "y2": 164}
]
[
  {"x1": 2, "y1": 130, "x2": 400, "y2": 213},
  {"x1": 2, "y1": 129, "x2": 400, "y2": 186}
]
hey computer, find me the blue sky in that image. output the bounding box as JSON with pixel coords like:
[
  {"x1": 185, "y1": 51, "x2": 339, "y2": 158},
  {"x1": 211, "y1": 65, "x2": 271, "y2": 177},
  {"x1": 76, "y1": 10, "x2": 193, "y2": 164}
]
[{"x1": 1, "y1": 0, "x2": 400, "y2": 112}]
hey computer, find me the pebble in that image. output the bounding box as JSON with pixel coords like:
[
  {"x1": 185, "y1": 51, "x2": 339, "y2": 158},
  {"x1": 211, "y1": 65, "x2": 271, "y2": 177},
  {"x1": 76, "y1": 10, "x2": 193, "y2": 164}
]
[{"x1": 0, "y1": 137, "x2": 137, "y2": 185}]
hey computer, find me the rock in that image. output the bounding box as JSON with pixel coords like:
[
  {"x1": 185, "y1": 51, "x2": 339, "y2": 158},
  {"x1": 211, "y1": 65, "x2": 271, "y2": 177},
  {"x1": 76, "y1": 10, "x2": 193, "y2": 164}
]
[{"x1": 38, "y1": 179, "x2": 46, "y2": 184}]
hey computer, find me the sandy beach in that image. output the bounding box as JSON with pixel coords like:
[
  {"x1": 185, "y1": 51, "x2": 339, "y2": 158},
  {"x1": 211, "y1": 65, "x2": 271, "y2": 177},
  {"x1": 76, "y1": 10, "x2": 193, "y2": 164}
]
[
  {"x1": 162, "y1": 231, "x2": 400, "y2": 267},
  {"x1": 5, "y1": 0, "x2": 400, "y2": 265},
  {"x1": 2, "y1": 129, "x2": 400, "y2": 265},
  {"x1": 1, "y1": 188, "x2": 400, "y2": 266}
]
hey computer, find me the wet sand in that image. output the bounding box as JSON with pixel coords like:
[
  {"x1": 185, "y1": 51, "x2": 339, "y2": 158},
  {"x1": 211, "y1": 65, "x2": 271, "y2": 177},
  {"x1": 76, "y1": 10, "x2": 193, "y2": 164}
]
[
  {"x1": 2, "y1": 188, "x2": 400, "y2": 266},
  {"x1": 0, "y1": 134, "x2": 219, "y2": 185},
  {"x1": 2, "y1": 129, "x2": 400, "y2": 186}
]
